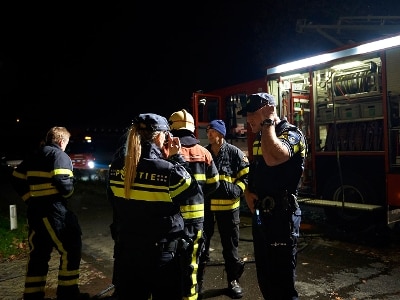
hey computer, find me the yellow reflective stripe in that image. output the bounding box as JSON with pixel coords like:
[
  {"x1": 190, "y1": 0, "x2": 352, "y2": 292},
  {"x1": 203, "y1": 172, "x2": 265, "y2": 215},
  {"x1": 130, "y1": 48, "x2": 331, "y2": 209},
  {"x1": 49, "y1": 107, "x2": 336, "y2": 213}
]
[
  {"x1": 27, "y1": 170, "x2": 53, "y2": 178},
  {"x1": 109, "y1": 179, "x2": 124, "y2": 185},
  {"x1": 131, "y1": 190, "x2": 172, "y2": 202},
  {"x1": 170, "y1": 176, "x2": 192, "y2": 198},
  {"x1": 63, "y1": 189, "x2": 74, "y2": 198},
  {"x1": 219, "y1": 174, "x2": 235, "y2": 183},
  {"x1": 206, "y1": 174, "x2": 219, "y2": 184},
  {"x1": 24, "y1": 286, "x2": 46, "y2": 294},
  {"x1": 183, "y1": 230, "x2": 202, "y2": 300},
  {"x1": 54, "y1": 168, "x2": 74, "y2": 176},
  {"x1": 110, "y1": 176, "x2": 192, "y2": 201},
  {"x1": 210, "y1": 198, "x2": 240, "y2": 211},
  {"x1": 24, "y1": 275, "x2": 47, "y2": 283},
  {"x1": 58, "y1": 269, "x2": 80, "y2": 287},
  {"x1": 43, "y1": 218, "x2": 68, "y2": 270},
  {"x1": 181, "y1": 203, "x2": 204, "y2": 219},
  {"x1": 30, "y1": 183, "x2": 54, "y2": 190},
  {"x1": 22, "y1": 192, "x2": 30, "y2": 202},
  {"x1": 235, "y1": 180, "x2": 246, "y2": 192},
  {"x1": 237, "y1": 167, "x2": 249, "y2": 178},
  {"x1": 12, "y1": 170, "x2": 26, "y2": 179},
  {"x1": 110, "y1": 186, "x2": 126, "y2": 198},
  {"x1": 27, "y1": 168, "x2": 73, "y2": 178},
  {"x1": 58, "y1": 277, "x2": 79, "y2": 286},
  {"x1": 110, "y1": 185, "x2": 172, "y2": 202},
  {"x1": 194, "y1": 173, "x2": 206, "y2": 181}
]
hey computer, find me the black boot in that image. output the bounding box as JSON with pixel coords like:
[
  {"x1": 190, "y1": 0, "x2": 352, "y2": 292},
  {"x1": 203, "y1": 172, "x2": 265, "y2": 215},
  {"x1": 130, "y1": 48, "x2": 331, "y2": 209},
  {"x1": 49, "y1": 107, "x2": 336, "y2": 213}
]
[{"x1": 228, "y1": 280, "x2": 243, "y2": 299}]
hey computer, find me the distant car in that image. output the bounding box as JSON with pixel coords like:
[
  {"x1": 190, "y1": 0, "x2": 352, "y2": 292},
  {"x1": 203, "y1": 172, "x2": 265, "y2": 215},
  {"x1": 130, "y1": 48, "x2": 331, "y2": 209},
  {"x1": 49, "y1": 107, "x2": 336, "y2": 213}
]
[{"x1": 66, "y1": 137, "x2": 96, "y2": 170}]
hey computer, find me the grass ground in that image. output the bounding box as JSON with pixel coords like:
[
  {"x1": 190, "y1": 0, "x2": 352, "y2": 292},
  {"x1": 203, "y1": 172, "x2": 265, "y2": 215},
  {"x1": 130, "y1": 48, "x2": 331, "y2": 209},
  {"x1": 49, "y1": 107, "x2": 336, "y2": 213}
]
[{"x1": 0, "y1": 214, "x2": 28, "y2": 262}]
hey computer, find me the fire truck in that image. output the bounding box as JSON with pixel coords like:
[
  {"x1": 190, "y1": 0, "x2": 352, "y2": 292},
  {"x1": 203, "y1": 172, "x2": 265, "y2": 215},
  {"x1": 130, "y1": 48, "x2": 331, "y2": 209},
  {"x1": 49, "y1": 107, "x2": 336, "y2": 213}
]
[{"x1": 191, "y1": 33, "x2": 400, "y2": 227}]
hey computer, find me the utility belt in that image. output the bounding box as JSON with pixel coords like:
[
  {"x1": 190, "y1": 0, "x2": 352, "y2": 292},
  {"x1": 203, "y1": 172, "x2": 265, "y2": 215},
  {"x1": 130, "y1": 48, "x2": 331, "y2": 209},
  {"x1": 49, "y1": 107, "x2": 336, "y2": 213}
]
[{"x1": 255, "y1": 192, "x2": 299, "y2": 214}]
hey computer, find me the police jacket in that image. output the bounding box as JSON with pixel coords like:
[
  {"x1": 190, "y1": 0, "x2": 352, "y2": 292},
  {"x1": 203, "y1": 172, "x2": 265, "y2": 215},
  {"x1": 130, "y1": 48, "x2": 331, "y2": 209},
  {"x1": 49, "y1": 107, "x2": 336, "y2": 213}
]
[
  {"x1": 11, "y1": 143, "x2": 75, "y2": 219},
  {"x1": 249, "y1": 120, "x2": 307, "y2": 200},
  {"x1": 108, "y1": 141, "x2": 202, "y2": 244},
  {"x1": 206, "y1": 141, "x2": 249, "y2": 211}
]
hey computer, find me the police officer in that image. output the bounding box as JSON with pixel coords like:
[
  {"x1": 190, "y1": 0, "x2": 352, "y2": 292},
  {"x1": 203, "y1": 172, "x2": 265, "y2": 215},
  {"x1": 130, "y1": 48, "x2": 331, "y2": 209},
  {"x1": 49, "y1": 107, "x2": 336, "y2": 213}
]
[
  {"x1": 198, "y1": 119, "x2": 249, "y2": 299},
  {"x1": 169, "y1": 109, "x2": 220, "y2": 299},
  {"x1": 11, "y1": 126, "x2": 89, "y2": 300},
  {"x1": 244, "y1": 93, "x2": 307, "y2": 300},
  {"x1": 107, "y1": 113, "x2": 203, "y2": 300}
]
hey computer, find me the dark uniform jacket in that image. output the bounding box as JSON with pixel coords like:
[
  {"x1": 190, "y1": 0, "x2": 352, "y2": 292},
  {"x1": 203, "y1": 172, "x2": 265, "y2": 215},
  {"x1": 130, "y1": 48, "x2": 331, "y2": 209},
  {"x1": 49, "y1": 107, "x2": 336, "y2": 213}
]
[
  {"x1": 171, "y1": 130, "x2": 220, "y2": 237},
  {"x1": 249, "y1": 119, "x2": 307, "y2": 200},
  {"x1": 206, "y1": 141, "x2": 249, "y2": 211},
  {"x1": 12, "y1": 143, "x2": 75, "y2": 220},
  {"x1": 108, "y1": 141, "x2": 202, "y2": 244}
]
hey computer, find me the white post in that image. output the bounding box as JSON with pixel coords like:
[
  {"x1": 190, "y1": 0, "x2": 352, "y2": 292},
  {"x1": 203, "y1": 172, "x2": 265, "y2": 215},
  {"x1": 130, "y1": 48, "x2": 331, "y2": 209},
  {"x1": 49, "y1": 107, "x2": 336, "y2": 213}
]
[{"x1": 10, "y1": 205, "x2": 17, "y2": 230}]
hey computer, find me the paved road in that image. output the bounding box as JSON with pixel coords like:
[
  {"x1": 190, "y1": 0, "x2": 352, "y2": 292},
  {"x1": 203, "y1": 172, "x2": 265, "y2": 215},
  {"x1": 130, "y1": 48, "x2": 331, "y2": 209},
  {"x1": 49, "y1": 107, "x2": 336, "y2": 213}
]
[
  {"x1": 2, "y1": 179, "x2": 400, "y2": 299},
  {"x1": 76, "y1": 185, "x2": 400, "y2": 300}
]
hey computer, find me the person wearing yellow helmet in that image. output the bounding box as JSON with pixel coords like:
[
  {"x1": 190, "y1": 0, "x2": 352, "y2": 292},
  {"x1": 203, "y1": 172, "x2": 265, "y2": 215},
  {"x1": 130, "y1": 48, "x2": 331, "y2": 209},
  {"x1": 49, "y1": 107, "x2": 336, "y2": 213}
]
[{"x1": 169, "y1": 109, "x2": 220, "y2": 299}]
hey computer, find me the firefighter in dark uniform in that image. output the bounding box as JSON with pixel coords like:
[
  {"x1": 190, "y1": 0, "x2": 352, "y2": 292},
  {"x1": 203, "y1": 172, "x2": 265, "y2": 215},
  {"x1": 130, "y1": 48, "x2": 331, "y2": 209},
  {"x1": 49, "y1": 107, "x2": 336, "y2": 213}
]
[
  {"x1": 169, "y1": 109, "x2": 220, "y2": 299},
  {"x1": 198, "y1": 119, "x2": 249, "y2": 299},
  {"x1": 107, "y1": 113, "x2": 203, "y2": 300},
  {"x1": 11, "y1": 126, "x2": 89, "y2": 300},
  {"x1": 244, "y1": 93, "x2": 307, "y2": 300}
]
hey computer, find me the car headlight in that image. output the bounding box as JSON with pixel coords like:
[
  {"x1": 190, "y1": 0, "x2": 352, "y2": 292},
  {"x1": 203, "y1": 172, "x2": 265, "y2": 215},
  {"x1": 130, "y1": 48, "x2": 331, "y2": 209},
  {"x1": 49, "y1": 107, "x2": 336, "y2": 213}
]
[{"x1": 88, "y1": 160, "x2": 95, "y2": 169}]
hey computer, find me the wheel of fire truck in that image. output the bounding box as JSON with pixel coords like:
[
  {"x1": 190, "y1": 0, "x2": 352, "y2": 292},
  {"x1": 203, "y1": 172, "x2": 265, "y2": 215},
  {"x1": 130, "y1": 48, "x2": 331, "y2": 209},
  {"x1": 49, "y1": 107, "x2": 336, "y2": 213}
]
[{"x1": 322, "y1": 176, "x2": 380, "y2": 229}]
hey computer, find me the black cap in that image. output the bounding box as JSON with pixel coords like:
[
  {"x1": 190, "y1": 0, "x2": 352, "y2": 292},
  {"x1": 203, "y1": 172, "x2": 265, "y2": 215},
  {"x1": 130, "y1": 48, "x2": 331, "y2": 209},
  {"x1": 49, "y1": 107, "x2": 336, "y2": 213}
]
[
  {"x1": 133, "y1": 113, "x2": 170, "y2": 131},
  {"x1": 243, "y1": 93, "x2": 276, "y2": 114}
]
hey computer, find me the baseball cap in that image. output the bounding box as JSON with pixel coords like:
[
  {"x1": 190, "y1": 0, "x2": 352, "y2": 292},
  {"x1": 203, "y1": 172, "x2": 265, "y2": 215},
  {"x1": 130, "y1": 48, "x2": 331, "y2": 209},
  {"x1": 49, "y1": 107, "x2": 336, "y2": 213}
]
[
  {"x1": 243, "y1": 93, "x2": 276, "y2": 114},
  {"x1": 169, "y1": 109, "x2": 195, "y2": 132},
  {"x1": 207, "y1": 119, "x2": 226, "y2": 137},
  {"x1": 133, "y1": 113, "x2": 170, "y2": 131}
]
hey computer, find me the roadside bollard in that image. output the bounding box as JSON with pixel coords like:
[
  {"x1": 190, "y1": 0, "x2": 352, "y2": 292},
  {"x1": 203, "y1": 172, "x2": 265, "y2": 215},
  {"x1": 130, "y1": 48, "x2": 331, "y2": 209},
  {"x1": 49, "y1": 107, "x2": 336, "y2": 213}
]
[{"x1": 10, "y1": 204, "x2": 17, "y2": 230}]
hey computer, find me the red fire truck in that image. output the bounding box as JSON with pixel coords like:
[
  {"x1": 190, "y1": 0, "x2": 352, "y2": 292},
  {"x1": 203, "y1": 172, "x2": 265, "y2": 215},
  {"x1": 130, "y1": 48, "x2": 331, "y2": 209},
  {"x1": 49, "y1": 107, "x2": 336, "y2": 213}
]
[{"x1": 191, "y1": 33, "x2": 400, "y2": 227}]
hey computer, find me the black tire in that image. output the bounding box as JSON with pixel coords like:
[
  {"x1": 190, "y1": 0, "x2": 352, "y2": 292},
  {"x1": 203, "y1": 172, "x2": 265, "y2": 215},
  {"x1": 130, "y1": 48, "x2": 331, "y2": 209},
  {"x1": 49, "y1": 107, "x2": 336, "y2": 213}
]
[{"x1": 322, "y1": 176, "x2": 377, "y2": 226}]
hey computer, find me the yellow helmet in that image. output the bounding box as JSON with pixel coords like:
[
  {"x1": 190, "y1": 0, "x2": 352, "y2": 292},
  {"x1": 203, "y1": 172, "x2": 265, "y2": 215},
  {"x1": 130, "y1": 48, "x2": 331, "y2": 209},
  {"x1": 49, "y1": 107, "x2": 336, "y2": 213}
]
[{"x1": 169, "y1": 109, "x2": 195, "y2": 132}]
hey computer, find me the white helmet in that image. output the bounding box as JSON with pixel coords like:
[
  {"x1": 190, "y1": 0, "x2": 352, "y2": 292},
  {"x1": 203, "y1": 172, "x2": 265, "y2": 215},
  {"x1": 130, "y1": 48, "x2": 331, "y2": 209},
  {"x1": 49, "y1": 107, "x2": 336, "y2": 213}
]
[{"x1": 169, "y1": 109, "x2": 195, "y2": 132}]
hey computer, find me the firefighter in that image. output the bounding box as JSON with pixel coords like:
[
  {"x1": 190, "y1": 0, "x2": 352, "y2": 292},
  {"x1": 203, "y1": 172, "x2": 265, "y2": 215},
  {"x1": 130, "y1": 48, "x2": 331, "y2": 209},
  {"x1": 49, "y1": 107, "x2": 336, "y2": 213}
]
[
  {"x1": 244, "y1": 93, "x2": 307, "y2": 300},
  {"x1": 11, "y1": 126, "x2": 89, "y2": 300},
  {"x1": 199, "y1": 119, "x2": 249, "y2": 299},
  {"x1": 107, "y1": 113, "x2": 203, "y2": 300},
  {"x1": 168, "y1": 109, "x2": 220, "y2": 299}
]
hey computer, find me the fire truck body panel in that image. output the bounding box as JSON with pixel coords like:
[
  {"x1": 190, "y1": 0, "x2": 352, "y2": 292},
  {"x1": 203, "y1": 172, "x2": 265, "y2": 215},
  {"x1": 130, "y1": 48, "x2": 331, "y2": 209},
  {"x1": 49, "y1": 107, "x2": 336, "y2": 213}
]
[{"x1": 191, "y1": 34, "x2": 400, "y2": 226}]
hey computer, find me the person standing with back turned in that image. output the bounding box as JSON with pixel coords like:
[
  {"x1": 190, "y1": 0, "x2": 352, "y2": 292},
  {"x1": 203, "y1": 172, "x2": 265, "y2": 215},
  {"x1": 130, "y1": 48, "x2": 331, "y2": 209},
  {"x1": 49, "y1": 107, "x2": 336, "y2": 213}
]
[
  {"x1": 11, "y1": 126, "x2": 89, "y2": 300},
  {"x1": 244, "y1": 93, "x2": 307, "y2": 300},
  {"x1": 198, "y1": 119, "x2": 249, "y2": 299},
  {"x1": 107, "y1": 113, "x2": 203, "y2": 300},
  {"x1": 169, "y1": 109, "x2": 220, "y2": 299}
]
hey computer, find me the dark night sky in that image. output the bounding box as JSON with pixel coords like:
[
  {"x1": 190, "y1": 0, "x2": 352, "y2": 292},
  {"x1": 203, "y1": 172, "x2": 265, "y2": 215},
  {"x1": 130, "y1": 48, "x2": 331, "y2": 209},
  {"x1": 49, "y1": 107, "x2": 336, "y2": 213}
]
[{"x1": 1, "y1": 1, "x2": 400, "y2": 133}]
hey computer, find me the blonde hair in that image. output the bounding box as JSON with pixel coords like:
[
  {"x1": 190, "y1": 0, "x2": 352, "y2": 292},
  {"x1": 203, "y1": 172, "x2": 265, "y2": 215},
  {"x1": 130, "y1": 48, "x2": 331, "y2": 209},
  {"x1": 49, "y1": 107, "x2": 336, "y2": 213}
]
[
  {"x1": 123, "y1": 125, "x2": 161, "y2": 199},
  {"x1": 46, "y1": 126, "x2": 71, "y2": 144}
]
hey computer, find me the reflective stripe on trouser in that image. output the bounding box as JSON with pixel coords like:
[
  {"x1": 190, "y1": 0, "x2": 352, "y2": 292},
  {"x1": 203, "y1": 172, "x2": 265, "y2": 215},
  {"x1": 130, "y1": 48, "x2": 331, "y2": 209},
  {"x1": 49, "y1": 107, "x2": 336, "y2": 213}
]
[{"x1": 23, "y1": 214, "x2": 82, "y2": 300}]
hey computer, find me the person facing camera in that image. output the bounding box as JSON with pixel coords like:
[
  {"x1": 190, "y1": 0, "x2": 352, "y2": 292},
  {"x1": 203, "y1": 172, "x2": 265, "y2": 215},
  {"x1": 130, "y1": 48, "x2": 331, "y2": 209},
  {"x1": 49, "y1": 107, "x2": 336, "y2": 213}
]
[
  {"x1": 244, "y1": 93, "x2": 307, "y2": 300},
  {"x1": 198, "y1": 119, "x2": 249, "y2": 299}
]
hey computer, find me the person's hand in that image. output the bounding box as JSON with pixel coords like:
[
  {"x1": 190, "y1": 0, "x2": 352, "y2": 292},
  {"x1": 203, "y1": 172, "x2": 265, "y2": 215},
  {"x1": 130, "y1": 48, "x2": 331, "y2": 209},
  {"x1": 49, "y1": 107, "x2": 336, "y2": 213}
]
[
  {"x1": 260, "y1": 104, "x2": 276, "y2": 121},
  {"x1": 162, "y1": 134, "x2": 181, "y2": 158},
  {"x1": 244, "y1": 189, "x2": 258, "y2": 214},
  {"x1": 168, "y1": 136, "x2": 181, "y2": 157}
]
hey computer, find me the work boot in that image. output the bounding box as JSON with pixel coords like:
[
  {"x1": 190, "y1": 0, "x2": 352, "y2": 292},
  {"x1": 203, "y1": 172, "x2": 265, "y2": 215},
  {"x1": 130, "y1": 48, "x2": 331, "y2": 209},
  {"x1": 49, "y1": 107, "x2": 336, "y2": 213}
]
[{"x1": 228, "y1": 280, "x2": 243, "y2": 299}]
